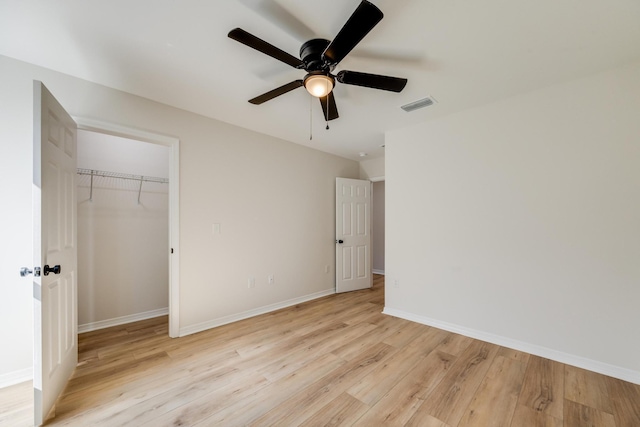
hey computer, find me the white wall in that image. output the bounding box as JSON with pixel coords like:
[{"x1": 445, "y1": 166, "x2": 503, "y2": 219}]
[
  {"x1": 359, "y1": 157, "x2": 385, "y2": 180},
  {"x1": 0, "y1": 55, "x2": 358, "y2": 385},
  {"x1": 372, "y1": 181, "x2": 385, "y2": 274},
  {"x1": 77, "y1": 130, "x2": 170, "y2": 178},
  {"x1": 77, "y1": 186, "x2": 169, "y2": 328},
  {"x1": 385, "y1": 60, "x2": 640, "y2": 383},
  {"x1": 77, "y1": 131, "x2": 169, "y2": 329}
]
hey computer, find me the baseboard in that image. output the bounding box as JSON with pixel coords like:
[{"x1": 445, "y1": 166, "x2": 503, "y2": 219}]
[
  {"x1": 372, "y1": 269, "x2": 385, "y2": 275},
  {"x1": 180, "y1": 288, "x2": 336, "y2": 337},
  {"x1": 382, "y1": 307, "x2": 640, "y2": 386},
  {"x1": 0, "y1": 367, "x2": 32, "y2": 389},
  {"x1": 78, "y1": 307, "x2": 169, "y2": 333}
]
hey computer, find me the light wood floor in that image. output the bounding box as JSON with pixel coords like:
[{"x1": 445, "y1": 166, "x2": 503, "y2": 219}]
[{"x1": 2, "y1": 275, "x2": 639, "y2": 426}]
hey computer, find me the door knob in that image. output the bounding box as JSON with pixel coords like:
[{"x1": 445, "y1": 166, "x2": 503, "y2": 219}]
[
  {"x1": 336, "y1": 239, "x2": 344, "y2": 244},
  {"x1": 44, "y1": 264, "x2": 61, "y2": 276},
  {"x1": 20, "y1": 267, "x2": 41, "y2": 277}
]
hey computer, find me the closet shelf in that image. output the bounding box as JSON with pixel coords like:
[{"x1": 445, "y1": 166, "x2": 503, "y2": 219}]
[
  {"x1": 77, "y1": 168, "x2": 169, "y2": 184},
  {"x1": 77, "y1": 168, "x2": 169, "y2": 204}
]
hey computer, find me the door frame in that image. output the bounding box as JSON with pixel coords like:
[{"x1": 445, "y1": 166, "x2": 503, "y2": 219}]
[
  {"x1": 369, "y1": 176, "x2": 385, "y2": 276},
  {"x1": 74, "y1": 117, "x2": 180, "y2": 337}
]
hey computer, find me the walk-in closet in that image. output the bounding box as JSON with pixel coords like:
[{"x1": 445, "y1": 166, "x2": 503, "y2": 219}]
[{"x1": 76, "y1": 130, "x2": 170, "y2": 332}]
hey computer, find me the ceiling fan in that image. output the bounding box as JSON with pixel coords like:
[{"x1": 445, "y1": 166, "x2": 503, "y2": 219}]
[{"x1": 228, "y1": 0, "x2": 408, "y2": 122}]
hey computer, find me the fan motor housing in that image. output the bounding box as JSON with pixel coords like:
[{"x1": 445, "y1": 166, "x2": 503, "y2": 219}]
[{"x1": 300, "y1": 39, "x2": 331, "y2": 71}]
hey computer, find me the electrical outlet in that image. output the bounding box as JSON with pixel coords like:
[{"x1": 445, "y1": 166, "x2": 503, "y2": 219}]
[
  {"x1": 394, "y1": 280, "x2": 400, "y2": 288},
  {"x1": 268, "y1": 275, "x2": 274, "y2": 285},
  {"x1": 324, "y1": 265, "x2": 330, "y2": 273},
  {"x1": 248, "y1": 277, "x2": 255, "y2": 288}
]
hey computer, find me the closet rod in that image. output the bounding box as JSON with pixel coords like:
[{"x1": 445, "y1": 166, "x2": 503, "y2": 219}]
[
  {"x1": 77, "y1": 168, "x2": 169, "y2": 203},
  {"x1": 77, "y1": 168, "x2": 169, "y2": 184}
]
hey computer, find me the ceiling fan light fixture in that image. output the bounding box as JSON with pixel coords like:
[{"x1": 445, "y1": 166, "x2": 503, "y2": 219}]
[
  {"x1": 228, "y1": 1, "x2": 406, "y2": 122},
  {"x1": 304, "y1": 73, "x2": 334, "y2": 98}
]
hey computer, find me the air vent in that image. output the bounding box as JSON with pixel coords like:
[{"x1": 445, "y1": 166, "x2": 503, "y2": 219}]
[{"x1": 401, "y1": 96, "x2": 437, "y2": 112}]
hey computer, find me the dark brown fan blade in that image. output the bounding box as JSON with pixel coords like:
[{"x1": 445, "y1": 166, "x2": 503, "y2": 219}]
[
  {"x1": 319, "y1": 92, "x2": 339, "y2": 121},
  {"x1": 336, "y1": 70, "x2": 407, "y2": 92},
  {"x1": 322, "y1": 1, "x2": 383, "y2": 66},
  {"x1": 228, "y1": 28, "x2": 304, "y2": 69},
  {"x1": 249, "y1": 80, "x2": 304, "y2": 104}
]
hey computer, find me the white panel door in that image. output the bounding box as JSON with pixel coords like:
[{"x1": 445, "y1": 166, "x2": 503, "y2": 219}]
[
  {"x1": 33, "y1": 81, "x2": 78, "y2": 425},
  {"x1": 336, "y1": 177, "x2": 371, "y2": 293}
]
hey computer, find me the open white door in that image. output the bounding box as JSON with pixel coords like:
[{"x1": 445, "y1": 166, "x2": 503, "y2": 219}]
[
  {"x1": 336, "y1": 177, "x2": 372, "y2": 293},
  {"x1": 33, "y1": 81, "x2": 78, "y2": 425}
]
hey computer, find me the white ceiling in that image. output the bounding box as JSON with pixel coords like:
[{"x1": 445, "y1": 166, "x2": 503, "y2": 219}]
[{"x1": 2, "y1": 0, "x2": 640, "y2": 161}]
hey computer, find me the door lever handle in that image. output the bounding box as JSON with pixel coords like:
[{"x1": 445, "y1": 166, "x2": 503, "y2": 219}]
[
  {"x1": 44, "y1": 264, "x2": 61, "y2": 276},
  {"x1": 336, "y1": 239, "x2": 344, "y2": 244},
  {"x1": 20, "y1": 267, "x2": 41, "y2": 277}
]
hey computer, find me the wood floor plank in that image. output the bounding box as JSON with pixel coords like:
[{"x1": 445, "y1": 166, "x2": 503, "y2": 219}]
[
  {"x1": 247, "y1": 343, "x2": 396, "y2": 426},
  {"x1": 408, "y1": 350, "x2": 458, "y2": 400},
  {"x1": 565, "y1": 364, "x2": 613, "y2": 414},
  {"x1": 55, "y1": 347, "x2": 243, "y2": 420},
  {"x1": 352, "y1": 349, "x2": 456, "y2": 426},
  {"x1": 403, "y1": 327, "x2": 451, "y2": 359},
  {"x1": 153, "y1": 352, "x2": 345, "y2": 427},
  {"x1": 290, "y1": 299, "x2": 382, "y2": 338},
  {"x1": 518, "y1": 355, "x2": 564, "y2": 420},
  {"x1": 405, "y1": 413, "x2": 451, "y2": 427},
  {"x1": 70, "y1": 351, "x2": 137, "y2": 379},
  {"x1": 256, "y1": 321, "x2": 377, "y2": 382},
  {"x1": 0, "y1": 381, "x2": 32, "y2": 427},
  {"x1": 77, "y1": 349, "x2": 98, "y2": 365},
  {"x1": 564, "y1": 399, "x2": 616, "y2": 427},
  {"x1": 140, "y1": 372, "x2": 271, "y2": 427},
  {"x1": 347, "y1": 329, "x2": 451, "y2": 407},
  {"x1": 606, "y1": 375, "x2": 640, "y2": 426},
  {"x1": 416, "y1": 340, "x2": 500, "y2": 426},
  {"x1": 62, "y1": 351, "x2": 171, "y2": 396},
  {"x1": 74, "y1": 365, "x2": 242, "y2": 426},
  {"x1": 435, "y1": 332, "x2": 474, "y2": 357},
  {"x1": 457, "y1": 355, "x2": 527, "y2": 427},
  {"x1": 352, "y1": 379, "x2": 426, "y2": 426},
  {"x1": 341, "y1": 302, "x2": 384, "y2": 325},
  {"x1": 496, "y1": 346, "x2": 530, "y2": 364},
  {"x1": 0, "y1": 381, "x2": 31, "y2": 416},
  {"x1": 330, "y1": 321, "x2": 406, "y2": 361},
  {"x1": 510, "y1": 405, "x2": 562, "y2": 427},
  {"x1": 57, "y1": 366, "x2": 239, "y2": 425},
  {"x1": 233, "y1": 326, "x2": 297, "y2": 359},
  {"x1": 299, "y1": 392, "x2": 370, "y2": 427},
  {"x1": 383, "y1": 320, "x2": 430, "y2": 348}
]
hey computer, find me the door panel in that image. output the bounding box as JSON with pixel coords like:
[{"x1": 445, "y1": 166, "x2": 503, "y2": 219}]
[
  {"x1": 336, "y1": 177, "x2": 371, "y2": 293},
  {"x1": 33, "y1": 81, "x2": 78, "y2": 425}
]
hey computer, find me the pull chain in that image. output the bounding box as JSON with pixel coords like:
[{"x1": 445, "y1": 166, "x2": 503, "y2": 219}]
[
  {"x1": 325, "y1": 93, "x2": 329, "y2": 130},
  {"x1": 326, "y1": 79, "x2": 330, "y2": 130}
]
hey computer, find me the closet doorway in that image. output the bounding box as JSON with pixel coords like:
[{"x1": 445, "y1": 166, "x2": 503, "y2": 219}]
[{"x1": 75, "y1": 123, "x2": 179, "y2": 337}]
